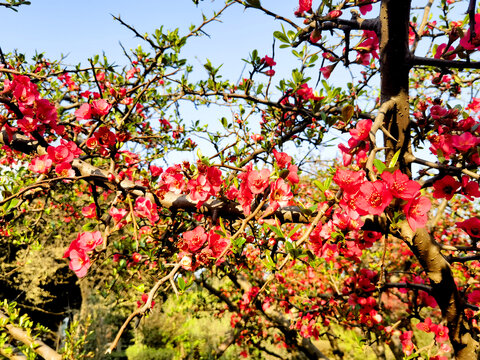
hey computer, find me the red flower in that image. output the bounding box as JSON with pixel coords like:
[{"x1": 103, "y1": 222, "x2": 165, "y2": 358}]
[
  {"x1": 349, "y1": 119, "x2": 372, "y2": 141},
  {"x1": 456, "y1": 217, "x2": 480, "y2": 239},
  {"x1": 381, "y1": 169, "x2": 421, "y2": 200},
  {"x1": 403, "y1": 196, "x2": 431, "y2": 232},
  {"x1": 434, "y1": 43, "x2": 456, "y2": 60},
  {"x1": 333, "y1": 169, "x2": 365, "y2": 193},
  {"x1": 247, "y1": 169, "x2": 270, "y2": 194},
  {"x1": 135, "y1": 197, "x2": 159, "y2": 223},
  {"x1": 109, "y1": 207, "x2": 128, "y2": 223},
  {"x1": 68, "y1": 249, "x2": 90, "y2": 278},
  {"x1": 416, "y1": 317, "x2": 433, "y2": 332},
  {"x1": 272, "y1": 149, "x2": 292, "y2": 169},
  {"x1": 188, "y1": 175, "x2": 212, "y2": 202},
  {"x1": 29, "y1": 154, "x2": 53, "y2": 174},
  {"x1": 75, "y1": 103, "x2": 92, "y2": 120},
  {"x1": 461, "y1": 175, "x2": 480, "y2": 200},
  {"x1": 55, "y1": 162, "x2": 75, "y2": 178},
  {"x1": 261, "y1": 55, "x2": 276, "y2": 67},
  {"x1": 208, "y1": 228, "x2": 230, "y2": 258},
  {"x1": 432, "y1": 175, "x2": 461, "y2": 200},
  {"x1": 468, "y1": 289, "x2": 480, "y2": 304},
  {"x1": 91, "y1": 99, "x2": 112, "y2": 116},
  {"x1": 429, "y1": 105, "x2": 448, "y2": 120},
  {"x1": 183, "y1": 226, "x2": 208, "y2": 253},
  {"x1": 81, "y1": 203, "x2": 97, "y2": 219},
  {"x1": 268, "y1": 178, "x2": 293, "y2": 212},
  {"x1": 452, "y1": 132, "x2": 478, "y2": 152},
  {"x1": 356, "y1": 181, "x2": 392, "y2": 216},
  {"x1": 320, "y1": 65, "x2": 335, "y2": 79},
  {"x1": 298, "y1": 0, "x2": 312, "y2": 13},
  {"x1": 460, "y1": 14, "x2": 480, "y2": 50}
]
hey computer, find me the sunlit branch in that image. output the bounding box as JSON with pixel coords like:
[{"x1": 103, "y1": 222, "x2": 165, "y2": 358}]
[
  {"x1": 0, "y1": 311, "x2": 62, "y2": 360},
  {"x1": 105, "y1": 263, "x2": 182, "y2": 354}
]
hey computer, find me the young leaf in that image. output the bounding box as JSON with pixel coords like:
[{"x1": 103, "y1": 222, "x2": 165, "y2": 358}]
[
  {"x1": 388, "y1": 149, "x2": 401, "y2": 168},
  {"x1": 373, "y1": 159, "x2": 387, "y2": 174}
]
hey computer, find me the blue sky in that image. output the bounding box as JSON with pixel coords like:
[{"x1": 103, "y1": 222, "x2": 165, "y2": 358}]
[
  {"x1": 0, "y1": 1, "x2": 375, "y2": 164},
  {"x1": 1, "y1": 1, "x2": 300, "y2": 73}
]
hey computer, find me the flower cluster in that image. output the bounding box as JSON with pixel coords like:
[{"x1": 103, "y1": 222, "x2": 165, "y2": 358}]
[
  {"x1": 227, "y1": 151, "x2": 296, "y2": 216},
  {"x1": 29, "y1": 139, "x2": 81, "y2": 176},
  {"x1": 3, "y1": 75, "x2": 64, "y2": 136},
  {"x1": 64, "y1": 231, "x2": 103, "y2": 277},
  {"x1": 338, "y1": 119, "x2": 372, "y2": 167},
  {"x1": 178, "y1": 225, "x2": 230, "y2": 270}
]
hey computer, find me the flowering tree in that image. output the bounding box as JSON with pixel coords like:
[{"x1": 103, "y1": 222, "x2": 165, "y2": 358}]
[{"x1": 2, "y1": 0, "x2": 480, "y2": 359}]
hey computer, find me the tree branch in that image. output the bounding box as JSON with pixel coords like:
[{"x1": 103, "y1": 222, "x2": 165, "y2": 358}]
[{"x1": 0, "y1": 311, "x2": 62, "y2": 360}]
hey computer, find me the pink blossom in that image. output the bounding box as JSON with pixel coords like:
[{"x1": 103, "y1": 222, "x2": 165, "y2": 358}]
[
  {"x1": 273, "y1": 149, "x2": 292, "y2": 168},
  {"x1": 208, "y1": 229, "x2": 230, "y2": 258},
  {"x1": 68, "y1": 249, "x2": 91, "y2": 278},
  {"x1": 468, "y1": 289, "x2": 480, "y2": 304},
  {"x1": 430, "y1": 105, "x2": 448, "y2": 120},
  {"x1": 75, "y1": 103, "x2": 92, "y2": 120},
  {"x1": 403, "y1": 196, "x2": 431, "y2": 232},
  {"x1": 55, "y1": 162, "x2": 75, "y2": 178},
  {"x1": 356, "y1": 181, "x2": 392, "y2": 216},
  {"x1": 81, "y1": 203, "x2": 97, "y2": 219},
  {"x1": 349, "y1": 119, "x2": 372, "y2": 141},
  {"x1": 17, "y1": 117, "x2": 38, "y2": 133},
  {"x1": 320, "y1": 65, "x2": 335, "y2": 79},
  {"x1": 261, "y1": 55, "x2": 276, "y2": 67},
  {"x1": 287, "y1": 164, "x2": 299, "y2": 184},
  {"x1": 452, "y1": 132, "x2": 478, "y2": 152},
  {"x1": 75, "y1": 231, "x2": 103, "y2": 252},
  {"x1": 298, "y1": 0, "x2": 312, "y2": 13},
  {"x1": 183, "y1": 226, "x2": 208, "y2": 253},
  {"x1": 359, "y1": 3, "x2": 372, "y2": 15},
  {"x1": 460, "y1": 14, "x2": 480, "y2": 50},
  {"x1": 135, "y1": 197, "x2": 159, "y2": 223},
  {"x1": 434, "y1": 43, "x2": 456, "y2": 60},
  {"x1": 268, "y1": 178, "x2": 293, "y2": 213},
  {"x1": 29, "y1": 154, "x2": 52, "y2": 174},
  {"x1": 381, "y1": 169, "x2": 421, "y2": 200},
  {"x1": 47, "y1": 144, "x2": 75, "y2": 164},
  {"x1": 91, "y1": 99, "x2": 112, "y2": 116},
  {"x1": 247, "y1": 169, "x2": 270, "y2": 194},
  {"x1": 188, "y1": 175, "x2": 212, "y2": 203},
  {"x1": 109, "y1": 207, "x2": 128, "y2": 223}
]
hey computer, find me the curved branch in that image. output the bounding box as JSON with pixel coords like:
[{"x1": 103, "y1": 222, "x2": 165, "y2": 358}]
[
  {"x1": 0, "y1": 311, "x2": 61, "y2": 360},
  {"x1": 105, "y1": 263, "x2": 181, "y2": 354}
]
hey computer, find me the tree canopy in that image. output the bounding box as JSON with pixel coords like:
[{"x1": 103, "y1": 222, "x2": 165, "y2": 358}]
[{"x1": 2, "y1": 0, "x2": 480, "y2": 359}]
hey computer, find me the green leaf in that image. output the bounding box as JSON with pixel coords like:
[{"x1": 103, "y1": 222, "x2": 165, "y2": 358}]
[
  {"x1": 287, "y1": 224, "x2": 302, "y2": 240},
  {"x1": 219, "y1": 217, "x2": 227, "y2": 236},
  {"x1": 82, "y1": 223, "x2": 96, "y2": 231},
  {"x1": 313, "y1": 180, "x2": 325, "y2": 191},
  {"x1": 245, "y1": 0, "x2": 261, "y2": 8},
  {"x1": 388, "y1": 149, "x2": 401, "y2": 168},
  {"x1": 263, "y1": 253, "x2": 276, "y2": 270},
  {"x1": 373, "y1": 159, "x2": 387, "y2": 174},
  {"x1": 273, "y1": 31, "x2": 289, "y2": 44},
  {"x1": 267, "y1": 223, "x2": 285, "y2": 239},
  {"x1": 178, "y1": 276, "x2": 186, "y2": 291}
]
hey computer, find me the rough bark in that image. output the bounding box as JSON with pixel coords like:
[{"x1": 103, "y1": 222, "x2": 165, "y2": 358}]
[
  {"x1": 399, "y1": 223, "x2": 479, "y2": 359},
  {"x1": 379, "y1": 0, "x2": 412, "y2": 172},
  {"x1": 379, "y1": 0, "x2": 479, "y2": 357}
]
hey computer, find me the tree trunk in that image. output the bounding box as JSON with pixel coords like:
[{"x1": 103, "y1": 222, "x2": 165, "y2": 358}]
[{"x1": 379, "y1": 0, "x2": 479, "y2": 358}]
